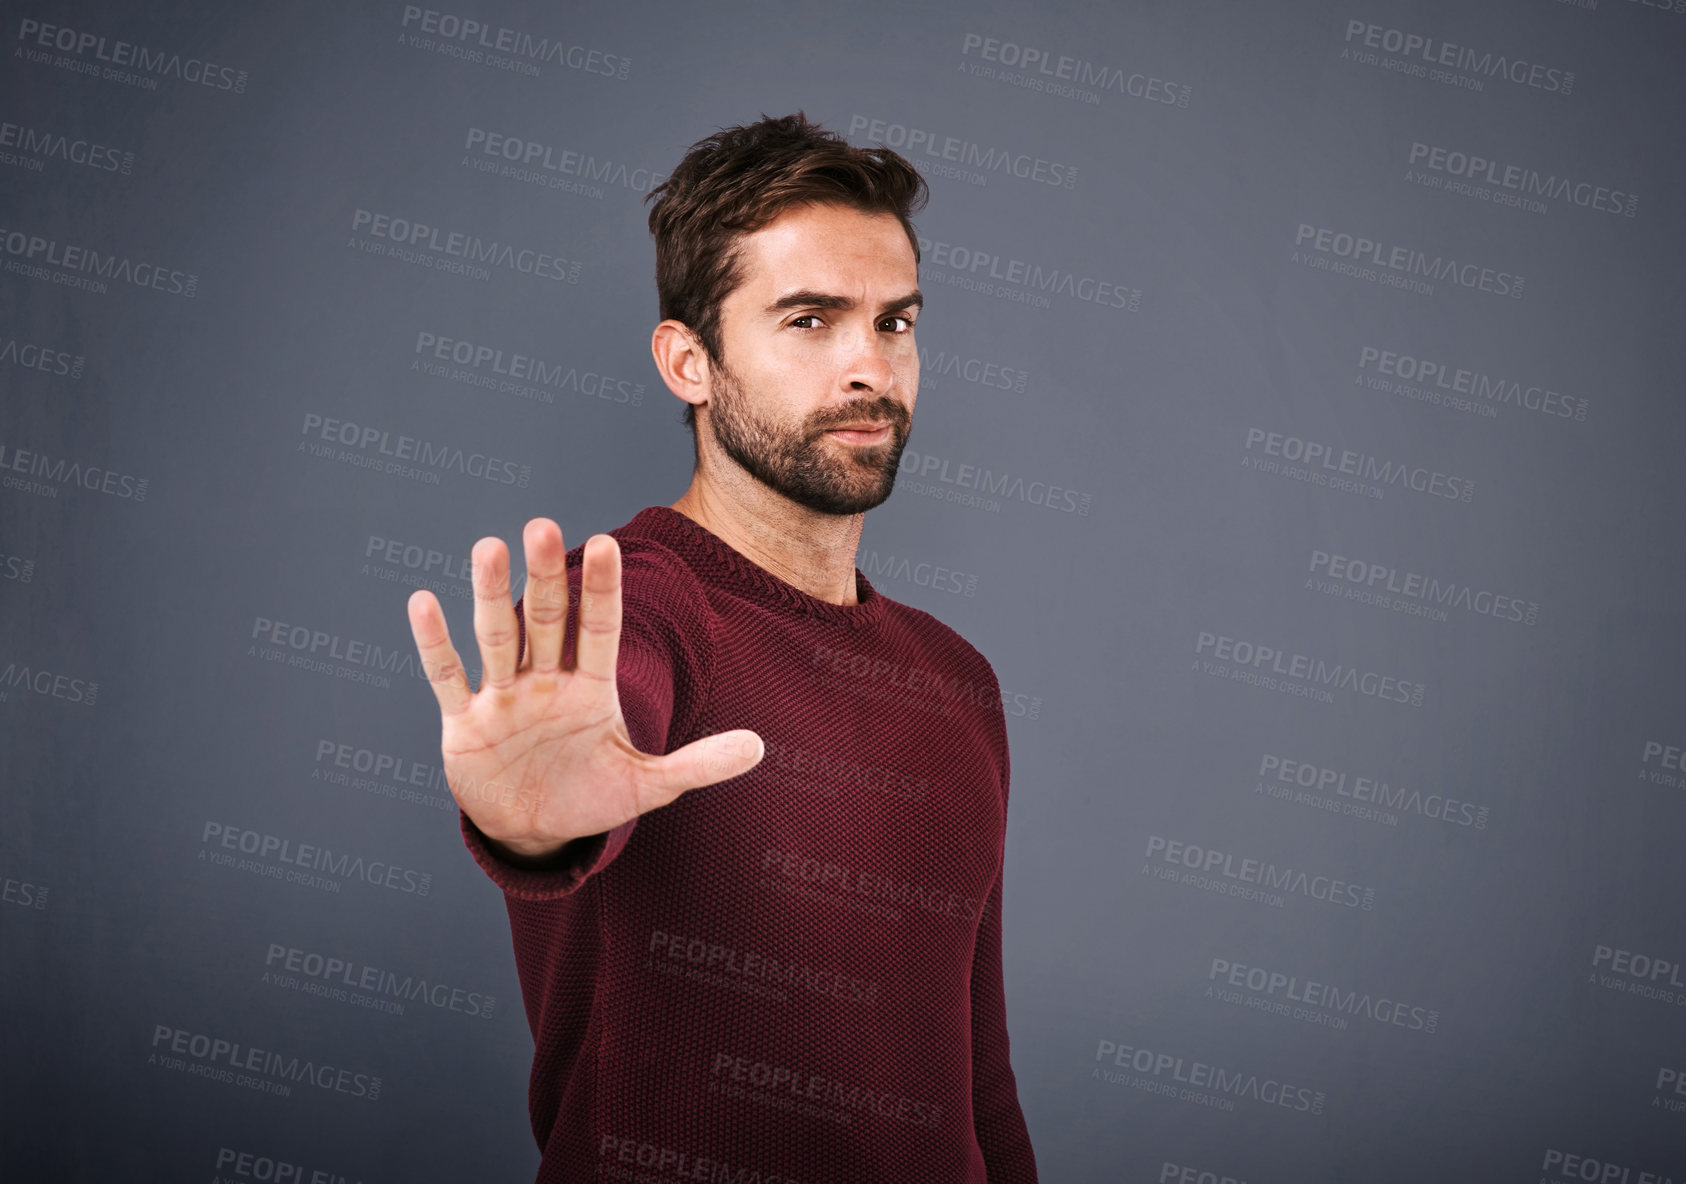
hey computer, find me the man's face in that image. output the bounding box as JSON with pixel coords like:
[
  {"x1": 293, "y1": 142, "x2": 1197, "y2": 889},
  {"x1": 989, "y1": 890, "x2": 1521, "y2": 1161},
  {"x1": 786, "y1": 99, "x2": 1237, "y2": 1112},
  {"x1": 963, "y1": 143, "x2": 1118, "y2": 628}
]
[{"x1": 704, "y1": 202, "x2": 921, "y2": 516}]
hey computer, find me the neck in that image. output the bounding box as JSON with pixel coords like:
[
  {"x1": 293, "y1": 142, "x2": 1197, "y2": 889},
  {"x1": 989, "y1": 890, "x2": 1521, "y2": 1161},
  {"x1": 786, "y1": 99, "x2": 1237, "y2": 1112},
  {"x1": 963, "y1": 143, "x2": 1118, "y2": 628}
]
[{"x1": 670, "y1": 467, "x2": 865, "y2": 607}]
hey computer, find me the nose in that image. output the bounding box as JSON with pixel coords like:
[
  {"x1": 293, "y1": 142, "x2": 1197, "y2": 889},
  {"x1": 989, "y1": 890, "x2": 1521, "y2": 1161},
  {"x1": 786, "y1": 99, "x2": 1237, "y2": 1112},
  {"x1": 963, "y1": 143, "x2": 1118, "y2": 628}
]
[{"x1": 838, "y1": 328, "x2": 897, "y2": 395}]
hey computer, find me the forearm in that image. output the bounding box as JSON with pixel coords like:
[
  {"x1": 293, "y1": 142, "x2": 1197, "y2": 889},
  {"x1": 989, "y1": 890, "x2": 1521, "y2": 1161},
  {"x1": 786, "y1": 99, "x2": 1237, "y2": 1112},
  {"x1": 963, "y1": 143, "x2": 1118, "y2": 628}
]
[{"x1": 970, "y1": 868, "x2": 1039, "y2": 1181}]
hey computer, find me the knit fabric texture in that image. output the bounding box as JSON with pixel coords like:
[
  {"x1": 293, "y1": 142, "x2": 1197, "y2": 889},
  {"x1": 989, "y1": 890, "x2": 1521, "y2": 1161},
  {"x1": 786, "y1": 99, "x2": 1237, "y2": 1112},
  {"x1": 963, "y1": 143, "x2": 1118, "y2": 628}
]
[{"x1": 458, "y1": 505, "x2": 1037, "y2": 1183}]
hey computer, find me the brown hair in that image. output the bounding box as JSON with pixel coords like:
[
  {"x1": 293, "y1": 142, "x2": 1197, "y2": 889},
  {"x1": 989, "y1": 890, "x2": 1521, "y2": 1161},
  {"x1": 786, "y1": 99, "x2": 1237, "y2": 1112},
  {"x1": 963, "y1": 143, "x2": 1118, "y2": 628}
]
[{"x1": 645, "y1": 112, "x2": 928, "y2": 433}]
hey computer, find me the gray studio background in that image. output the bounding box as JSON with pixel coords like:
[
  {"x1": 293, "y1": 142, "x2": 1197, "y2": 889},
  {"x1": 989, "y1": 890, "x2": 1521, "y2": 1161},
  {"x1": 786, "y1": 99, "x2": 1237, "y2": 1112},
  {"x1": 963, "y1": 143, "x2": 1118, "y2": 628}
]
[{"x1": 4, "y1": 1, "x2": 1683, "y2": 1181}]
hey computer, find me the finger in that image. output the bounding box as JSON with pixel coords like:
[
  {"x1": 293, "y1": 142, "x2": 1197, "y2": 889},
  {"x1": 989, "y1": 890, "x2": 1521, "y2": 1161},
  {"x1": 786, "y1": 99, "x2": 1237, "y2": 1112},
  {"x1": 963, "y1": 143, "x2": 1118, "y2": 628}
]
[
  {"x1": 519, "y1": 518, "x2": 568, "y2": 674},
  {"x1": 406, "y1": 589, "x2": 473, "y2": 716},
  {"x1": 471, "y1": 536, "x2": 521, "y2": 692},
  {"x1": 638, "y1": 729, "x2": 765, "y2": 807},
  {"x1": 571, "y1": 534, "x2": 622, "y2": 684}
]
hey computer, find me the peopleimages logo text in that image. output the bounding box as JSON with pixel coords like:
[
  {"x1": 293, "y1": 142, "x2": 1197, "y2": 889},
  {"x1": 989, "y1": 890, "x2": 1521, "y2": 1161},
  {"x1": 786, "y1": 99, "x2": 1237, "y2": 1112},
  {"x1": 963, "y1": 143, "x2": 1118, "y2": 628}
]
[
  {"x1": 0, "y1": 226, "x2": 197, "y2": 296},
  {"x1": 1258, "y1": 753, "x2": 1489, "y2": 829},
  {"x1": 1245, "y1": 428, "x2": 1475, "y2": 502},
  {"x1": 959, "y1": 34, "x2": 1192, "y2": 106},
  {"x1": 916, "y1": 234, "x2": 1139, "y2": 312},
  {"x1": 0, "y1": 120, "x2": 132, "y2": 173},
  {"x1": 1295, "y1": 224, "x2": 1523, "y2": 298},
  {"x1": 350, "y1": 209, "x2": 579, "y2": 282},
  {"x1": 413, "y1": 331, "x2": 643, "y2": 405},
  {"x1": 1309, "y1": 550, "x2": 1538, "y2": 626},
  {"x1": 265, "y1": 943, "x2": 495, "y2": 1018},
  {"x1": 201, "y1": 822, "x2": 432, "y2": 896},
  {"x1": 917, "y1": 346, "x2": 1028, "y2": 394},
  {"x1": 897, "y1": 448, "x2": 1091, "y2": 515},
  {"x1": 0, "y1": 336, "x2": 84, "y2": 378},
  {"x1": 0, "y1": 442, "x2": 147, "y2": 501},
  {"x1": 1358, "y1": 346, "x2": 1587, "y2": 421},
  {"x1": 1209, "y1": 957, "x2": 1440, "y2": 1032},
  {"x1": 462, "y1": 129, "x2": 664, "y2": 193},
  {"x1": 1092, "y1": 1038, "x2": 1327, "y2": 1113},
  {"x1": 1146, "y1": 835, "x2": 1375, "y2": 910},
  {"x1": 16, "y1": 18, "x2": 250, "y2": 90},
  {"x1": 1343, "y1": 20, "x2": 1574, "y2": 94},
  {"x1": 1408, "y1": 143, "x2": 1636, "y2": 217},
  {"x1": 1540, "y1": 1149, "x2": 1674, "y2": 1184},
  {"x1": 300, "y1": 412, "x2": 530, "y2": 486},
  {"x1": 399, "y1": 7, "x2": 629, "y2": 78},
  {"x1": 848, "y1": 115, "x2": 1077, "y2": 188},
  {"x1": 150, "y1": 1025, "x2": 379, "y2": 1100},
  {"x1": 1196, "y1": 631, "x2": 1426, "y2": 707}
]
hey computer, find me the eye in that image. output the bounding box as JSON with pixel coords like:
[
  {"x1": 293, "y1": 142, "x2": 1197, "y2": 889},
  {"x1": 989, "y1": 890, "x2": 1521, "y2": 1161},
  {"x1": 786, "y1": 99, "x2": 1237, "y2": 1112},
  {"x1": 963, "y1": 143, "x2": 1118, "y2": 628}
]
[
  {"x1": 878, "y1": 315, "x2": 914, "y2": 333},
  {"x1": 789, "y1": 314, "x2": 825, "y2": 329}
]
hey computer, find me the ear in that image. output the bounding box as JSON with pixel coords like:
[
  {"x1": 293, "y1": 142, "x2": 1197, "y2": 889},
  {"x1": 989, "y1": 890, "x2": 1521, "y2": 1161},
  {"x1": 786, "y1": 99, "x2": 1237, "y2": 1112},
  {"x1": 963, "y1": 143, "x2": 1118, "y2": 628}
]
[{"x1": 651, "y1": 320, "x2": 711, "y2": 412}]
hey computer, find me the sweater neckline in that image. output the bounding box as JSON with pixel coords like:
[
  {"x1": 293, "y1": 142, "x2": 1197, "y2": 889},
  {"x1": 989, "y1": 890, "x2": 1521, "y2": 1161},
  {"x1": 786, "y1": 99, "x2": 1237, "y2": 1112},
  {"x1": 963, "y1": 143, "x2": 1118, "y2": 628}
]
[{"x1": 625, "y1": 505, "x2": 889, "y2": 629}]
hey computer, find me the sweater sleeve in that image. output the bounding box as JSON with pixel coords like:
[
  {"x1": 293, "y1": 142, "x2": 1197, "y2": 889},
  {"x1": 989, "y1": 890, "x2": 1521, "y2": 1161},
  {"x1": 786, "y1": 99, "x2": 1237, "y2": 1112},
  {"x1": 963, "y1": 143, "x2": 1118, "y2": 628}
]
[
  {"x1": 457, "y1": 540, "x2": 712, "y2": 901},
  {"x1": 969, "y1": 689, "x2": 1039, "y2": 1181}
]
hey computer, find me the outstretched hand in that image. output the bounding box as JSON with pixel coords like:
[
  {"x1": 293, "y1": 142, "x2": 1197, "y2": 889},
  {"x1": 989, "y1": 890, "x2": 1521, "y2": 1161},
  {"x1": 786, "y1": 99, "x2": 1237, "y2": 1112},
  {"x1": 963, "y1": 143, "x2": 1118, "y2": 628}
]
[{"x1": 405, "y1": 517, "x2": 763, "y2": 864}]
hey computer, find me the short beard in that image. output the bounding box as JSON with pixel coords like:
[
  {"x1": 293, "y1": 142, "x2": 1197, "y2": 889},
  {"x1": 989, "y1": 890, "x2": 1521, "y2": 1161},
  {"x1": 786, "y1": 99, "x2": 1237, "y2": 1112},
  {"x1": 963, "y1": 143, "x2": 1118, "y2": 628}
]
[{"x1": 704, "y1": 352, "x2": 909, "y2": 516}]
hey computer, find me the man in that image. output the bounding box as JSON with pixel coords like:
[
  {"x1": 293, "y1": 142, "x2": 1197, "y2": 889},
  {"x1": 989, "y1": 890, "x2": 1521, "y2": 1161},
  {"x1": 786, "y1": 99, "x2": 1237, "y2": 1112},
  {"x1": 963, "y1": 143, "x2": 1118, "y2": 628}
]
[{"x1": 406, "y1": 113, "x2": 1038, "y2": 1183}]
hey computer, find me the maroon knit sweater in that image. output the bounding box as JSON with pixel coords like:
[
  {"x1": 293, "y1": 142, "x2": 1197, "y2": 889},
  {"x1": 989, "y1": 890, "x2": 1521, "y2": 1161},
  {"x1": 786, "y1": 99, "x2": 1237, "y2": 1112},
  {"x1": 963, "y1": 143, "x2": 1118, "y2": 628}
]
[{"x1": 458, "y1": 505, "x2": 1037, "y2": 1183}]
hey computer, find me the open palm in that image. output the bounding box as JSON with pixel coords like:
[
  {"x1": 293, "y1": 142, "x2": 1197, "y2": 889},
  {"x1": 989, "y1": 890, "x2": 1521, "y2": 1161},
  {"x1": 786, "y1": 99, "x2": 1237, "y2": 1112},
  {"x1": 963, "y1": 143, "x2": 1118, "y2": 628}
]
[{"x1": 406, "y1": 518, "x2": 763, "y2": 865}]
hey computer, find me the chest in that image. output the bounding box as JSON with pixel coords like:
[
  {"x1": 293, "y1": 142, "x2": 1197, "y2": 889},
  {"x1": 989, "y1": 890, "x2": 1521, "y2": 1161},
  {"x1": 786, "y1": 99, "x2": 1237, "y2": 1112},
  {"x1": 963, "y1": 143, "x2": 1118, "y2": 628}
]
[{"x1": 622, "y1": 631, "x2": 1006, "y2": 962}]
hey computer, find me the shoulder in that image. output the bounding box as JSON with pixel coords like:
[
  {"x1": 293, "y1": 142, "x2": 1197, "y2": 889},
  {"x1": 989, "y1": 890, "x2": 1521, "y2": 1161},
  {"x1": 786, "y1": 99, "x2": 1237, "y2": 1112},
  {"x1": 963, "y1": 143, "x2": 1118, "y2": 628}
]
[
  {"x1": 540, "y1": 524, "x2": 715, "y2": 686},
  {"x1": 876, "y1": 594, "x2": 1013, "y2": 796},
  {"x1": 877, "y1": 593, "x2": 1004, "y2": 707},
  {"x1": 562, "y1": 527, "x2": 708, "y2": 617}
]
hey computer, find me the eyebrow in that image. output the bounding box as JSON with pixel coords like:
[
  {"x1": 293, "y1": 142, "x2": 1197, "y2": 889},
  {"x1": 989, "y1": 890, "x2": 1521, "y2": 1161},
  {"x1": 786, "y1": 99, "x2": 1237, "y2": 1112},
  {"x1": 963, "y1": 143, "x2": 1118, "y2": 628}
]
[{"x1": 764, "y1": 289, "x2": 924, "y2": 317}]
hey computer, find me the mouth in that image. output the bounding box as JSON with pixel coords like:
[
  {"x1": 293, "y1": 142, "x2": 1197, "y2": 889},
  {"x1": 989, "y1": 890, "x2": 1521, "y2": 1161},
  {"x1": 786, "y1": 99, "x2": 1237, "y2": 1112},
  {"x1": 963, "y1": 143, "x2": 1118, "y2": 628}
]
[{"x1": 824, "y1": 423, "x2": 892, "y2": 445}]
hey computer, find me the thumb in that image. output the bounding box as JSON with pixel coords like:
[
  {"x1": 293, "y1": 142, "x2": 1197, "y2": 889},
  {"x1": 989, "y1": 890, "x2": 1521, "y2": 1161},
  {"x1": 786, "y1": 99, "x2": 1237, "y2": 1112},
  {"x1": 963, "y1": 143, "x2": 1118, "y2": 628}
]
[{"x1": 641, "y1": 729, "x2": 765, "y2": 804}]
